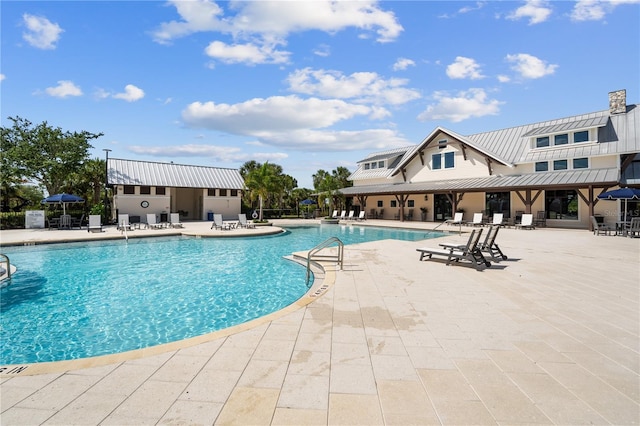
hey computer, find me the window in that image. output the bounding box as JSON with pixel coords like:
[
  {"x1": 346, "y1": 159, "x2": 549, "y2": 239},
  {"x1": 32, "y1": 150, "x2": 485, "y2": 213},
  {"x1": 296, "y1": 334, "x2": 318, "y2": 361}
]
[
  {"x1": 390, "y1": 200, "x2": 397, "y2": 208},
  {"x1": 485, "y1": 192, "x2": 511, "y2": 218},
  {"x1": 219, "y1": 189, "x2": 227, "y2": 196},
  {"x1": 574, "y1": 130, "x2": 589, "y2": 143},
  {"x1": 432, "y1": 153, "x2": 442, "y2": 170},
  {"x1": 156, "y1": 187, "x2": 166, "y2": 195},
  {"x1": 140, "y1": 186, "x2": 151, "y2": 195},
  {"x1": 364, "y1": 163, "x2": 370, "y2": 170},
  {"x1": 573, "y1": 158, "x2": 588, "y2": 169},
  {"x1": 554, "y1": 134, "x2": 568, "y2": 145},
  {"x1": 207, "y1": 188, "x2": 216, "y2": 196},
  {"x1": 535, "y1": 161, "x2": 549, "y2": 172},
  {"x1": 371, "y1": 162, "x2": 377, "y2": 169},
  {"x1": 231, "y1": 189, "x2": 238, "y2": 196},
  {"x1": 378, "y1": 161, "x2": 385, "y2": 168},
  {"x1": 553, "y1": 160, "x2": 568, "y2": 170},
  {"x1": 444, "y1": 152, "x2": 455, "y2": 168},
  {"x1": 438, "y1": 139, "x2": 447, "y2": 149},
  {"x1": 124, "y1": 185, "x2": 135, "y2": 194},
  {"x1": 536, "y1": 136, "x2": 549, "y2": 148},
  {"x1": 545, "y1": 189, "x2": 578, "y2": 220},
  {"x1": 407, "y1": 200, "x2": 415, "y2": 208},
  {"x1": 377, "y1": 200, "x2": 383, "y2": 207}
]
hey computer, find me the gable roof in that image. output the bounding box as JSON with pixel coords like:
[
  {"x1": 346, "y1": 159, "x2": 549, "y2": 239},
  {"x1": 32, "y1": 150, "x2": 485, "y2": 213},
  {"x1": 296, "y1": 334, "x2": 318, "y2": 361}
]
[
  {"x1": 348, "y1": 146, "x2": 417, "y2": 181},
  {"x1": 107, "y1": 158, "x2": 245, "y2": 189}
]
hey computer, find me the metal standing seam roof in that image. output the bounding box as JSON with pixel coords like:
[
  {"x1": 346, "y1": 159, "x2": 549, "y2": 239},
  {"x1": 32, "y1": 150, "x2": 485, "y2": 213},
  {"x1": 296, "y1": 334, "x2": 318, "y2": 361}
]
[
  {"x1": 348, "y1": 146, "x2": 417, "y2": 181},
  {"x1": 107, "y1": 159, "x2": 245, "y2": 189},
  {"x1": 522, "y1": 115, "x2": 610, "y2": 137},
  {"x1": 339, "y1": 167, "x2": 620, "y2": 196}
]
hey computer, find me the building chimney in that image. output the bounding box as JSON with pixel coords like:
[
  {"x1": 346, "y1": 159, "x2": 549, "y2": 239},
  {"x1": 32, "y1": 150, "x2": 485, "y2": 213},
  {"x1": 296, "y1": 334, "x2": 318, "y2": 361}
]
[{"x1": 609, "y1": 89, "x2": 626, "y2": 115}]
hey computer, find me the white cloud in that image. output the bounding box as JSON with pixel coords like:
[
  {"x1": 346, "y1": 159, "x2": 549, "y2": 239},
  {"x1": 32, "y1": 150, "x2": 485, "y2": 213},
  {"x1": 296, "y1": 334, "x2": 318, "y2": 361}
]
[
  {"x1": 45, "y1": 80, "x2": 82, "y2": 98},
  {"x1": 393, "y1": 57, "x2": 415, "y2": 71},
  {"x1": 181, "y1": 95, "x2": 410, "y2": 151},
  {"x1": 313, "y1": 44, "x2": 331, "y2": 57},
  {"x1": 113, "y1": 84, "x2": 145, "y2": 102},
  {"x1": 497, "y1": 74, "x2": 511, "y2": 83},
  {"x1": 22, "y1": 14, "x2": 64, "y2": 49},
  {"x1": 446, "y1": 56, "x2": 484, "y2": 80},
  {"x1": 571, "y1": 0, "x2": 640, "y2": 21},
  {"x1": 417, "y1": 89, "x2": 503, "y2": 123},
  {"x1": 286, "y1": 68, "x2": 421, "y2": 106},
  {"x1": 506, "y1": 53, "x2": 558, "y2": 79},
  {"x1": 152, "y1": 0, "x2": 403, "y2": 65},
  {"x1": 0, "y1": 74, "x2": 5, "y2": 82},
  {"x1": 128, "y1": 142, "x2": 289, "y2": 164},
  {"x1": 506, "y1": 0, "x2": 552, "y2": 25},
  {"x1": 204, "y1": 40, "x2": 290, "y2": 64}
]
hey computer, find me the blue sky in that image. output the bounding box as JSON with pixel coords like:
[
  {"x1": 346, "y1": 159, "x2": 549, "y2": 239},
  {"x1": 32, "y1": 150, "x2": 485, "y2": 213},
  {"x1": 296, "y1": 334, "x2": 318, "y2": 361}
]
[{"x1": 2, "y1": 0, "x2": 638, "y2": 189}]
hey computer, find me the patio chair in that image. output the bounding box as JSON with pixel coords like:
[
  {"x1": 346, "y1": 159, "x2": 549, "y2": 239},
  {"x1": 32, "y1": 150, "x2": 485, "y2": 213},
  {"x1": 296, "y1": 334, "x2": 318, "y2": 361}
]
[
  {"x1": 404, "y1": 209, "x2": 414, "y2": 221},
  {"x1": 211, "y1": 213, "x2": 231, "y2": 230},
  {"x1": 238, "y1": 213, "x2": 256, "y2": 229},
  {"x1": 515, "y1": 213, "x2": 535, "y2": 230},
  {"x1": 146, "y1": 213, "x2": 164, "y2": 229},
  {"x1": 347, "y1": 210, "x2": 355, "y2": 220},
  {"x1": 169, "y1": 213, "x2": 184, "y2": 228},
  {"x1": 534, "y1": 211, "x2": 547, "y2": 227},
  {"x1": 331, "y1": 210, "x2": 338, "y2": 219},
  {"x1": 87, "y1": 215, "x2": 103, "y2": 233},
  {"x1": 479, "y1": 224, "x2": 507, "y2": 260},
  {"x1": 491, "y1": 213, "x2": 504, "y2": 226},
  {"x1": 71, "y1": 214, "x2": 85, "y2": 229},
  {"x1": 624, "y1": 217, "x2": 640, "y2": 238},
  {"x1": 357, "y1": 211, "x2": 366, "y2": 221},
  {"x1": 338, "y1": 210, "x2": 347, "y2": 220},
  {"x1": 466, "y1": 212, "x2": 483, "y2": 227},
  {"x1": 445, "y1": 212, "x2": 464, "y2": 225},
  {"x1": 416, "y1": 228, "x2": 490, "y2": 270},
  {"x1": 118, "y1": 214, "x2": 133, "y2": 231},
  {"x1": 590, "y1": 216, "x2": 614, "y2": 235}
]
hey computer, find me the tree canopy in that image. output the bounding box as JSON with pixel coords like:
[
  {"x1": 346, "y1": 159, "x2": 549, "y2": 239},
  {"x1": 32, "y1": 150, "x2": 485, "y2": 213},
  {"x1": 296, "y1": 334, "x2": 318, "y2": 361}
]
[{"x1": 1, "y1": 116, "x2": 103, "y2": 196}]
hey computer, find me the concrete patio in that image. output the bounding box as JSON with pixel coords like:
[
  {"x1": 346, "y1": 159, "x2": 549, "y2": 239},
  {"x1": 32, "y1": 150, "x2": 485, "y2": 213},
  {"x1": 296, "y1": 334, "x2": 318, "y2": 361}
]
[{"x1": 1, "y1": 220, "x2": 638, "y2": 425}]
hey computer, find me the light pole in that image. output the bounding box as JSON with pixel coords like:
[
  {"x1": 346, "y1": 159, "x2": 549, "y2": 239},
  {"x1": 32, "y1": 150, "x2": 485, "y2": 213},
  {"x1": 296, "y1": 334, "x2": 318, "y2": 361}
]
[{"x1": 103, "y1": 149, "x2": 111, "y2": 223}]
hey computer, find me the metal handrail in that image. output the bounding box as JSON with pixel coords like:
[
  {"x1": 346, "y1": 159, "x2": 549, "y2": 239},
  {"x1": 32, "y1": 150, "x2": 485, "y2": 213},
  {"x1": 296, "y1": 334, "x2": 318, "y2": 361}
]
[
  {"x1": 306, "y1": 237, "x2": 344, "y2": 284},
  {"x1": 0, "y1": 254, "x2": 11, "y2": 280}
]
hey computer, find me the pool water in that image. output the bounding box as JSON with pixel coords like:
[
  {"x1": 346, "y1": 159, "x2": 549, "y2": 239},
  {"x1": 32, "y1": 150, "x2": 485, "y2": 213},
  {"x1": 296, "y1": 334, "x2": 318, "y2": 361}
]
[{"x1": 1, "y1": 224, "x2": 441, "y2": 364}]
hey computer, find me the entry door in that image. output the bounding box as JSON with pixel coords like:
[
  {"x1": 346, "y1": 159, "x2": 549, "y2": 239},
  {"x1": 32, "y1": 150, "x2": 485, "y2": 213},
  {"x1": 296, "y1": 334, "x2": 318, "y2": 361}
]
[{"x1": 433, "y1": 194, "x2": 452, "y2": 221}]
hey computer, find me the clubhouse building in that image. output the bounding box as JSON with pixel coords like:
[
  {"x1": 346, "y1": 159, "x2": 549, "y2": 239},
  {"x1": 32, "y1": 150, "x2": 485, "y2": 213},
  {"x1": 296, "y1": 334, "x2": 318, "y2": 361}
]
[{"x1": 340, "y1": 90, "x2": 640, "y2": 229}]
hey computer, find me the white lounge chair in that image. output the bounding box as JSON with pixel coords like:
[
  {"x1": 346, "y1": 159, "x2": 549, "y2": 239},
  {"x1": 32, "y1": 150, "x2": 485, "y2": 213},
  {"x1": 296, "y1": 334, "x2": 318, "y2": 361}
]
[
  {"x1": 347, "y1": 211, "x2": 355, "y2": 220},
  {"x1": 466, "y1": 212, "x2": 484, "y2": 227},
  {"x1": 357, "y1": 211, "x2": 366, "y2": 221},
  {"x1": 146, "y1": 213, "x2": 163, "y2": 229},
  {"x1": 416, "y1": 228, "x2": 490, "y2": 270},
  {"x1": 338, "y1": 210, "x2": 346, "y2": 220},
  {"x1": 238, "y1": 213, "x2": 256, "y2": 229},
  {"x1": 87, "y1": 215, "x2": 102, "y2": 233},
  {"x1": 491, "y1": 213, "x2": 504, "y2": 226},
  {"x1": 118, "y1": 214, "x2": 132, "y2": 231},
  {"x1": 515, "y1": 213, "x2": 535, "y2": 230},
  {"x1": 211, "y1": 213, "x2": 231, "y2": 230},
  {"x1": 445, "y1": 212, "x2": 464, "y2": 225},
  {"x1": 331, "y1": 210, "x2": 338, "y2": 219},
  {"x1": 170, "y1": 213, "x2": 183, "y2": 228}
]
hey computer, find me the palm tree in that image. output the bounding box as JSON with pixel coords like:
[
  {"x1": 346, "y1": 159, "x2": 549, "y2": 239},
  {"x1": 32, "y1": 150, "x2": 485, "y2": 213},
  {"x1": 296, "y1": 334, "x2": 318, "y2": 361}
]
[{"x1": 245, "y1": 162, "x2": 278, "y2": 221}]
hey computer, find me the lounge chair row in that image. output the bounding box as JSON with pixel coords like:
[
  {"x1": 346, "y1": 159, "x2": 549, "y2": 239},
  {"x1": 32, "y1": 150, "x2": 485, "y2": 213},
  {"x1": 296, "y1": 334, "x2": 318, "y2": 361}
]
[
  {"x1": 211, "y1": 213, "x2": 256, "y2": 230},
  {"x1": 446, "y1": 212, "x2": 535, "y2": 229},
  {"x1": 332, "y1": 210, "x2": 366, "y2": 221},
  {"x1": 416, "y1": 225, "x2": 508, "y2": 270}
]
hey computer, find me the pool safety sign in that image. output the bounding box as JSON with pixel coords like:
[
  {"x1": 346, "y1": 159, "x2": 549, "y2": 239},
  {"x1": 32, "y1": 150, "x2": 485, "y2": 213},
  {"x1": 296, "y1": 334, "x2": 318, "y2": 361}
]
[{"x1": 25, "y1": 210, "x2": 45, "y2": 229}]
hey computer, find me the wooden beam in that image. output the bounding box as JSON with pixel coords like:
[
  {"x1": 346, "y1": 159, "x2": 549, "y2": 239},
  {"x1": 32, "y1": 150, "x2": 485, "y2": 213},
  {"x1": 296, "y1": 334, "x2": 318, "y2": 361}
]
[
  {"x1": 419, "y1": 150, "x2": 424, "y2": 166},
  {"x1": 485, "y1": 158, "x2": 493, "y2": 175}
]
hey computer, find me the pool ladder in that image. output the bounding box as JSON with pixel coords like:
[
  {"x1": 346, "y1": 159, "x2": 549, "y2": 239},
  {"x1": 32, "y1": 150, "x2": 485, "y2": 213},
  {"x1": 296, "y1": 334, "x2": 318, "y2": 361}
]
[
  {"x1": 0, "y1": 253, "x2": 11, "y2": 280},
  {"x1": 306, "y1": 237, "x2": 344, "y2": 283}
]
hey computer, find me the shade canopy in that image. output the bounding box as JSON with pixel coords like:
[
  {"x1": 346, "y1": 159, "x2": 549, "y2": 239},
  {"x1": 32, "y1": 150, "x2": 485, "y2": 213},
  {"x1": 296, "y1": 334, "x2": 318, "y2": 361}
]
[
  {"x1": 597, "y1": 187, "x2": 640, "y2": 222},
  {"x1": 42, "y1": 193, "x2": 85, "y2": 215},
  {"x1": 300, "y1": 199, "x2": 317, "y2": 205},
  {"x1": 597, "y1": 187, "x2": 640, "y2": 200}
]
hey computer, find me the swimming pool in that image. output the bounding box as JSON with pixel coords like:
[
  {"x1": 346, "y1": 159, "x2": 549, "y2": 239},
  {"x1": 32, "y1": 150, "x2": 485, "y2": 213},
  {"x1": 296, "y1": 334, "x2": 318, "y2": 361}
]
[{"x1": 1, "y1": 224, "x2": 441, "y2": 364}]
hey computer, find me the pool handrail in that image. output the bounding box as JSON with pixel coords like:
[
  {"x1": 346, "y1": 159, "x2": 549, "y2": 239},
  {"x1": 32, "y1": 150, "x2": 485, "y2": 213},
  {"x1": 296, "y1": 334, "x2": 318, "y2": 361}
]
[{"x1": 306, "y1": 237, "x2": 344, "y2": 284}]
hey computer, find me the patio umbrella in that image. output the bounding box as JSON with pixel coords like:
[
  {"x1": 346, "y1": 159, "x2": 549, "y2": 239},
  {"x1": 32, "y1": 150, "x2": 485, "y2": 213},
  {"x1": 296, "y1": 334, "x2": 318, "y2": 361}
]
[
  {"x1": 42, "y1": 193, "x2": 85, "y2": 215},
  {"x1": 300, "y1": 198, "x2": 317, "y2": 216},
  {"x1": 597, "y1": 187, "x2": 640, "y2": 222}
]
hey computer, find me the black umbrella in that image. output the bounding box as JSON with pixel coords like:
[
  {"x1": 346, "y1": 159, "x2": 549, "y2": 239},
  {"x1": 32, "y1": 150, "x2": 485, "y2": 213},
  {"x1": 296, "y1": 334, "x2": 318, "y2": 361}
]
[
  {"x1": 597, "y1": 187, "x2": 640, "y2": 222},
  {"x1": 42, "y1": 193, "x2": 85, "y2": 215}
]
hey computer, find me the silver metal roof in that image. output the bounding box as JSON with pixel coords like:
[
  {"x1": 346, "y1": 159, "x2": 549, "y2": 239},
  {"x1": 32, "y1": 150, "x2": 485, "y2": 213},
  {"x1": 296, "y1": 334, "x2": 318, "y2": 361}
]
[
  {"x1": 522, "y1": 115, "x2": 609, "y2": 137},
  {"x1": 340, "y1": 167, "x2": 620, "y2": 195},
  {"x1": 107, "y1": 159, "x2": 245, "y2": 189}
]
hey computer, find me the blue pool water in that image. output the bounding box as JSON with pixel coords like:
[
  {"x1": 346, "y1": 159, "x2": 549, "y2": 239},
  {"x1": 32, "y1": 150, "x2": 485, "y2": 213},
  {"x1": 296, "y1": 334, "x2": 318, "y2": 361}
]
[{"x1": 1, "y1": 224, "x2": 441, "y2": 364}]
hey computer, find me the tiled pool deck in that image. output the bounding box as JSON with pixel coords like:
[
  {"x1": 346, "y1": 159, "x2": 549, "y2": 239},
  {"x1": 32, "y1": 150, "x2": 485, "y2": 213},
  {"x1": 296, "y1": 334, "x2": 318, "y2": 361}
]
[{"x1": 0, "y1": 219, "x2": 638, "y2": 425}]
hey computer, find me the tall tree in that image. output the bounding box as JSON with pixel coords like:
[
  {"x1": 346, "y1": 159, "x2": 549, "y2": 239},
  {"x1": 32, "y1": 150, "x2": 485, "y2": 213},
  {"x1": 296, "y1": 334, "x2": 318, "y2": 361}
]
[
  {"x1": 244, "y1": 162, "x2": 279, "y2": 221},
  {"x1": 1, "y1": 116, "x2": 103, "y2": 195}
]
